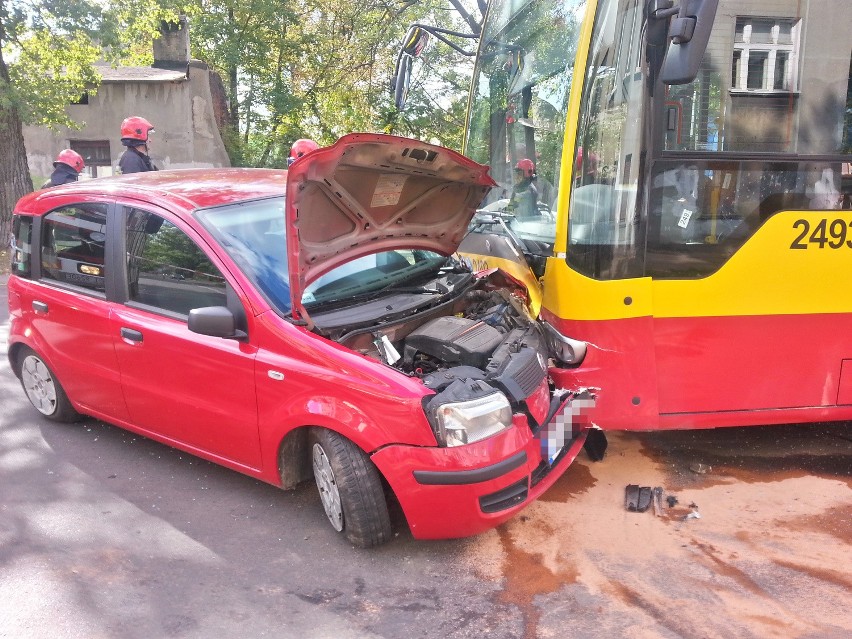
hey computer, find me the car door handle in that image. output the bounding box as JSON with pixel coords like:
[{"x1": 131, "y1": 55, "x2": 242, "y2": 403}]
[
  {"x1": 120, "y1": 327, "x2": 144, "y2": 344},
  {"x1": 32, "y1": 300, "x2": 49, "y2": 313}
]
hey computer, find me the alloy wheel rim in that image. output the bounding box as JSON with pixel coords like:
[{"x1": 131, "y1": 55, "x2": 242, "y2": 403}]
[
  {"x1": 21, "y1": 356, "x2": 57, "y2": 416},
  {"x1": 312, "y1": 443, "x2": 344, "y2": 531}
]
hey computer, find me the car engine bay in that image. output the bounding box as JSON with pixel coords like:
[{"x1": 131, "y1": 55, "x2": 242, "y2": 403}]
[{"x1": 313, "y1": 272, "x2": 551, "y2": 409}]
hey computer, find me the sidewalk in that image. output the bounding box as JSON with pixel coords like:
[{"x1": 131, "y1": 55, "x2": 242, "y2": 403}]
[{"x1": 1, "y1": 244, "x2": 11, "y2": 281}]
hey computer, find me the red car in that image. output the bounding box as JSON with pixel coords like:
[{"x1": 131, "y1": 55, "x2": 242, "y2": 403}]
[{"x1": 7, "y1": 133, "x2": 604, "y2": 547}]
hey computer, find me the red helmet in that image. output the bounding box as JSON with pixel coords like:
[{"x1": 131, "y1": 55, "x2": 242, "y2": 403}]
[
  {"x1": 54, "y1": 149, "x2": 85, "y2": 172},
  {"x1": 120, "y1": 116, "x2": 155, "y2": 145},
  {"x1": 289, "y1": 139, "x2": 319, "y2": 164},
  {"x1": 515, "y1": 158, "x2": 535, "y2": 178}
]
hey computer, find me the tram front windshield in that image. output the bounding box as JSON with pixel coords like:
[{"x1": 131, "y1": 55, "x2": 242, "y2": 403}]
[{"x1": 465, "y1": 0, "x2": 588, "y2": 253}]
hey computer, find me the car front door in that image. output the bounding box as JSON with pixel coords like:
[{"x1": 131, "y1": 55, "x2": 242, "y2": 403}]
[{"x1": 110, "y1": 202, "x2": 262, "y2": 470}]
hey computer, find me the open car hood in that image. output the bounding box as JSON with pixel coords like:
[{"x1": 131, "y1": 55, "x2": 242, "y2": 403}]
[{"x1": 286, "y1": 133, "x2": 495, "y2": 320}]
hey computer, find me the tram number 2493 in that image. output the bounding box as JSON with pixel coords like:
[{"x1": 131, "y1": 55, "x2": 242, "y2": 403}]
[{"x1": 790, "y1": 219, "x2": 852, "y2": 250}]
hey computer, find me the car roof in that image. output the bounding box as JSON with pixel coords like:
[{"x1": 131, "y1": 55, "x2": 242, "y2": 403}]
[{"x1": 17, "y1": 168, "x2": 286, "y2": 213}]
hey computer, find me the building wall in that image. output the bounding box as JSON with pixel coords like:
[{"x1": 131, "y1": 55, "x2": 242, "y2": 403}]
[{"x1": 24, "y1": 62, "x2": 230, "y2": 184}]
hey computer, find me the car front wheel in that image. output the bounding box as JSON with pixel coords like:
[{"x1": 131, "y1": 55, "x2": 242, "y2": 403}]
[
  {"x1": 17, "y1": 347, "x2": 80, "y2": 423},
  {"x1": 310, "y1": 428, "x2": 392, "y2": 548}
]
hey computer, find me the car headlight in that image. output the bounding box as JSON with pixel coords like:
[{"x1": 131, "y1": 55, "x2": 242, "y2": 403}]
[{"x1": 433, "y1": 392, "x2": 512, "y2": 447}]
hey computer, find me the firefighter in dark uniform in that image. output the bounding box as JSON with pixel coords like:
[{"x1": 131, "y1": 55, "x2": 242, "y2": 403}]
[
  {"x1": 507, "y1": 158, "x2": 539, "y2": 219},
  {"x1": 118, "y1": 116, "x2": 158, "y2": 174},
  {"x1": 42, "y1": 149, "x2": 85, "y2": 188}
]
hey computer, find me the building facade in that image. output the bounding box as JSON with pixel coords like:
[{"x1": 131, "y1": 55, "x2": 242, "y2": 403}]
[{"x1": 24, "y1": 18, "x2": 230, "y2": 184}]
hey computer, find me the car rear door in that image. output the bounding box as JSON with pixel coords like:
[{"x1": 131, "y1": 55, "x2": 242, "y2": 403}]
[{"x1": 16, "y1": 197, "x2": 130, "y2": 422}]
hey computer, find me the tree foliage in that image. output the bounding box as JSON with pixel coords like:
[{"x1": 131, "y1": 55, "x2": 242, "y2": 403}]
[
  {"x1": 2, "y1": 0, "x2": 186, "y2": 128},
  {"x1": 1, "y1": 0, "x2": 483, "y2": 233},
  {"x1": 0, "y1": 0, "x2": 187, "y2": 233},
  {"x1": 191, "y1": 0, "x2": 483, "y2": 166}
]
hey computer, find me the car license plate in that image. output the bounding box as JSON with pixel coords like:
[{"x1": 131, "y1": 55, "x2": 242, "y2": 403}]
[{"x1": 539, "y1": 394, "x2": 596, "y2": 464}]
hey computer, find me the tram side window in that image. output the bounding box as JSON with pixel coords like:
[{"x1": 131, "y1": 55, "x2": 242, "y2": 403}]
[
  {"x1": 566, "y1": 0, "x2": 646, "y2": 281},
  {"x1": 664, "y1": 1, "x2": 850, "y2": 156},
  {"x1": 645, "y1": 160, "x2": 850, "y2": 278},
  {"x1": 645, "y1": 0, "x2": 851, "y2": 279}
]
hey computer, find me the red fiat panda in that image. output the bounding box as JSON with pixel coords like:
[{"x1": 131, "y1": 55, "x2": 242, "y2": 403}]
[{"x1": 7, "y1": 133, "x2": 603, "y2": 547}]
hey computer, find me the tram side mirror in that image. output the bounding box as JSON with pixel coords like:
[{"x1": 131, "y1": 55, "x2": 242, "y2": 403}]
[
  {"x1": 392, "y1": 26, "x2": 430, "y2": 110},
  {"x1": 659, "y1": 0, "x2": 718, "y2": 84},
  {"x1": 402, "y1": 26, "x2": 430, "y2": 58}
]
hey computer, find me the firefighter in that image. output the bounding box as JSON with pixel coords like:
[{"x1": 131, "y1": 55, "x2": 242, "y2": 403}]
[
  {"x1": 288, "y1": 139, "x2": 319, "y2": 167},
  {"x1": 118, "y1": 116, "x2": 158, "y2": 174},
  {"x1": 42, "y1": 149, "x2": 85, "y2": 188},
  {"x1": 508, "y1": 158, "x2": 539, "y2": 219}
]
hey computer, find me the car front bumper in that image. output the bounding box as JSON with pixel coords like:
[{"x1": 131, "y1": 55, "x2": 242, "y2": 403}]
[{"x1": 370, "y1": 410, "x2": 591, "y2": 540}]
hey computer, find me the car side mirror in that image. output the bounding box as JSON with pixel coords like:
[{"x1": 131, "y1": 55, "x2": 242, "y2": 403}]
[{"x1": 188, "y1": 306, "x2": 247, "y2": 340}]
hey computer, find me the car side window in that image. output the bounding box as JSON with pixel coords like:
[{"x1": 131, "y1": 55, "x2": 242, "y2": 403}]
[
  {"x1": 125, "y1": 208, "x2": 227, "y2": 315},
  {"x1": 41, "y1": 204, "x2": 108, "y2": 292},
  {"x1": 11, "y1": 215, "x2": 34, "y2": 278}
]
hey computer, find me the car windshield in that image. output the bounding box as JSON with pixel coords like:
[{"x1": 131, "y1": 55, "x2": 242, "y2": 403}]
[
  {"x1": 303, "y1": 250, "x2": 449, "y2": 308},
  {"x1": 196, "y1": 197, "x2": 292, "y2": 311},
  {"x1": 196, "y1": 198, "x2": 449, "y2": 314}
]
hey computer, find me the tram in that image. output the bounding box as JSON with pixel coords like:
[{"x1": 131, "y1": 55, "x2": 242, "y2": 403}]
[{"x1": 399, "y1": 0, "x2": 852, "y2": 430}]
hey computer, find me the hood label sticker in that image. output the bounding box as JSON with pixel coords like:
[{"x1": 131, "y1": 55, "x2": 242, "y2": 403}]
[{"x1": 371, "y1": 174, "x2": 408, "y2": 208}]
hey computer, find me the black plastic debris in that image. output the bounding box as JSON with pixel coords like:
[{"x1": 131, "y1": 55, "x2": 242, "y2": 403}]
[
  {"x1": 666, "y1": 495, "x2": 679, "y2": 508},
  {"x1": 584, "y1": 427, "x2": 608, "y2": 462},
  {"x1": 625, "y1": 484, "x2": 652, "y2": 512}
]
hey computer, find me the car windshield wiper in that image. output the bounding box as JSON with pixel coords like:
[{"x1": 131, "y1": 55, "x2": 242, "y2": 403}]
[
  {"x1": 306, "y1": 264, "x2": 453, "y2": 309},
  {"x1": 308, "y1": 282, "x2": 441, "y2": 310}
]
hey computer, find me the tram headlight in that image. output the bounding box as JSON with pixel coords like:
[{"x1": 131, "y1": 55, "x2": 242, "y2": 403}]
[{"x1": 542, "y1": 322, "x2": 587, "y2": 365}]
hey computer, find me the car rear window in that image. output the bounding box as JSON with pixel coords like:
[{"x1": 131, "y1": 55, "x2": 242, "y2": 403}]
[
  {"x1": 41, "y1": 204, "x2": 108, "y2": 292},
  {"x1": 11, "y1": 215, "x2": 33, "y2": 278}
]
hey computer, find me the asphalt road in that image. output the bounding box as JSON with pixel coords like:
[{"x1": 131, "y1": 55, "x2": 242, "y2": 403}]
[{"x1": 1, "y1": 276, "x2": 850, "y2": 639}]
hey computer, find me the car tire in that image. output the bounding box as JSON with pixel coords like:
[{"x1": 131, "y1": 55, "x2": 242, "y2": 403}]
[
  {"x1": 310, "y1": 428, "x2": 392, "y2": 548},
  {"x1": 17, "y1": 347, "x2": 80, "y2": 423}
]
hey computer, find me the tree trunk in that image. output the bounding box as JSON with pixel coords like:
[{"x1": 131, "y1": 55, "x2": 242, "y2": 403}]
[
  {"x1": 227, "y1": 7, "x2": 239, "y2": 130},
  {"x1": 0, "y1": 35, "x2": 34, "y2": 242},
  {"x1": 228, "y1": 63, "x2": 239, "y2": 129}
]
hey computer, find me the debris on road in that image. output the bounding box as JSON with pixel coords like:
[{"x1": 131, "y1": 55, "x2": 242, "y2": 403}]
[
  {"x1": 666, "y1": 495, "x2": 679, "y2": 508},
  {"x1": 625, "y1": 484, "x2": 652, "y2": 512},
  {"x1": 653, "y1": 487, "x2": 664, "y2": 516},
  {"x1": 689, "y1": 462, "x2": 712, "y2": 474}
]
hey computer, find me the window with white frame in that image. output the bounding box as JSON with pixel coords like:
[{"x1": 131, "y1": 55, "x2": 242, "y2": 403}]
[{"x1": 731, "y1": 17, "x2": 799, "y2": 92}]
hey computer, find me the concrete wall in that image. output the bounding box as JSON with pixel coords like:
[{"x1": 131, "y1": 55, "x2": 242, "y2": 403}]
[{"x1": 24, "y1": 61, "x2": 230, "y2": 184}]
